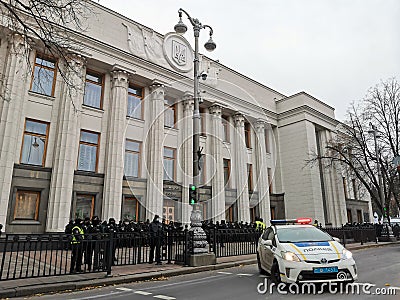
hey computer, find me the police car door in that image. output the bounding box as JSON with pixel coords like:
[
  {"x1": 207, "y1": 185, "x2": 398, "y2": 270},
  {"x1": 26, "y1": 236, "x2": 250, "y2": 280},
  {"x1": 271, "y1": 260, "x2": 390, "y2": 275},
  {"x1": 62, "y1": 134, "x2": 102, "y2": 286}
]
[{"x1": 259, "y1": 227, "x2": 275, "y2": 271}]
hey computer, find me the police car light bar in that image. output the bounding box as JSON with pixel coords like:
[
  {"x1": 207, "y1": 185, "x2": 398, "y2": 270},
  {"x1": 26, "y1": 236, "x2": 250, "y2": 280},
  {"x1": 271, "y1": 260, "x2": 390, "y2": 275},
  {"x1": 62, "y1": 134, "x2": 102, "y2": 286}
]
[{"x1": 271, "y1": 218, "x2": 312, "y2": 225}]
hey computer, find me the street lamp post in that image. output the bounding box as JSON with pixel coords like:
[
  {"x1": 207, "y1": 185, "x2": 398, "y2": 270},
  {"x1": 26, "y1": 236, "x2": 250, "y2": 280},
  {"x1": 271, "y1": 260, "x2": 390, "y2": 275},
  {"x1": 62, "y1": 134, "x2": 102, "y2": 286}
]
[
  {"x1": 369, "y1": 123, "x2": 385, "y2": 220},
  {"x1": 174, "y1": 9, "x2": 216, "y2": 256}
]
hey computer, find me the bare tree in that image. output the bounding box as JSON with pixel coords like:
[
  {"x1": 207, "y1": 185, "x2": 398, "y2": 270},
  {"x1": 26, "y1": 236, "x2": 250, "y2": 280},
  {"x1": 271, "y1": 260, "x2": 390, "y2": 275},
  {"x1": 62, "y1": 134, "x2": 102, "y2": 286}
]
[
  {"x1": 0, "y1": 0, "x2": 91, "y2": 100},
  {"x1": 307, "y1": 78, "x2": 400, "y2": 218}
]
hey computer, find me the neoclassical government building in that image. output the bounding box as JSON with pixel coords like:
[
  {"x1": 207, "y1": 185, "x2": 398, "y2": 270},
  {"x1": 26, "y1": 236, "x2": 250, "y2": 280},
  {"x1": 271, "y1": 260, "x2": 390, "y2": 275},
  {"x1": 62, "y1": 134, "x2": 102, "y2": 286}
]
[{"x1": 0, "y1": 2, "x2": 372, "y2": 233}]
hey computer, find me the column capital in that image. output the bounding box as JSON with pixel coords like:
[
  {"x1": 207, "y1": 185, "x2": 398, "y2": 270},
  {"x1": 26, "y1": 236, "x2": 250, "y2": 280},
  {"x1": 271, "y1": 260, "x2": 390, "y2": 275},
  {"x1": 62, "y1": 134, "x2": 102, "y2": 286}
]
[
  {"x1": 149, "y1": 80, "x2": 166, "y2": 98},
  {"x1": 209, "y1": 104, "x2": 222, "y2": 116},
  {"x1": 111, "y1": 69, "x2": 129, "y2": 89},
  {"x1": 7, "y1": 33, "x2": 32, "y2": 55},
  {"x1": 182, "y1": 92, "x2": 194, "y2": 111},
  {"x1": 254, "y1": 119, "x2": 267, "y2": 132},
  {"x1": 233, "y1": 112, "x2": 245, "y2": 128}
]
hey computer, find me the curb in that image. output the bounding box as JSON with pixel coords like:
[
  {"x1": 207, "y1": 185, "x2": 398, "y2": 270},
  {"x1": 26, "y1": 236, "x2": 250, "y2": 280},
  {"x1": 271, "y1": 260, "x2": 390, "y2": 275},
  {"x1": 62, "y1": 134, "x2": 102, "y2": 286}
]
[
  {"x1": 0, "y1": 259, "x2": 257, "y2": 299},
  {"x1": 347, "y1": 240, "x2": 400, "y2": 251}
]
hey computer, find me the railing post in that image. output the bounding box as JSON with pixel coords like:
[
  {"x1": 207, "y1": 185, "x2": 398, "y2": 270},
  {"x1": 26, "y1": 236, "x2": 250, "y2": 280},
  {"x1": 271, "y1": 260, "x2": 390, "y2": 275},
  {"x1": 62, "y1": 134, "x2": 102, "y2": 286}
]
[
  {"x1": 167, "y1": 230, "x2": 172, "y2": 264},
  {"x1": 360, "y1": 227, "x2": 364, "y2": 245},
  {"x1": 341, "y1": 225, "x2": 346, "y2": 247},
  {"x1": 106, "y1": 232, "x2": 114, "y2": 276}
]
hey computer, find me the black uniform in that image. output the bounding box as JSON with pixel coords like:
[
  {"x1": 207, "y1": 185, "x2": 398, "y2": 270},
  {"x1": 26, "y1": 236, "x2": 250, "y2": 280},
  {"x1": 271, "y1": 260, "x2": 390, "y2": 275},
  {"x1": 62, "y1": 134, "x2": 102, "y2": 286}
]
[
  {"x1": 70, "y1": 219, "x2": 84, "y2": 273},
  {"x1": 149, "y1": 215, "x2": 163, "y2": 265}
]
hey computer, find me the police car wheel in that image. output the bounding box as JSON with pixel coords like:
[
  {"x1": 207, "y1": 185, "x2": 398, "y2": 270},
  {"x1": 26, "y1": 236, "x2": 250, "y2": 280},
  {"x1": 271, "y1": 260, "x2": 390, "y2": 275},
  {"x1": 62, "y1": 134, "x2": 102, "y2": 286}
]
[
  {"x1": 271, "y1": 260, "x2": 281, "y2": 284},
  {"x1": 257, "y1": 252, "x2": 267, "y2": 275}
]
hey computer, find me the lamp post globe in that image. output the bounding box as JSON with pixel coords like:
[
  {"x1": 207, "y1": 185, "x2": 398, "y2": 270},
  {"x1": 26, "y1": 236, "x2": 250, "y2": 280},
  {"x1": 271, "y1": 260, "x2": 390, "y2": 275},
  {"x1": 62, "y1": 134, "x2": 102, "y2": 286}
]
[
  {"x1": 174, "y1": 18, "x2": 187, "y2": 34},
  {"x1": 204, "y1": 37, "x2": 216, "y2": 51}
]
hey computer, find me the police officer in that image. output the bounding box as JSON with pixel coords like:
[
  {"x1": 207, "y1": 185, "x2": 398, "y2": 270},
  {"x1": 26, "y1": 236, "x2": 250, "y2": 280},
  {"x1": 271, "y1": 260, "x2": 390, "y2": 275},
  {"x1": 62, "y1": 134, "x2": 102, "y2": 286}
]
[
  {"x1": 149, "y1": 215, "x2": 163, "y2": 265},
  {"x1": 255, "y1": 217, "x2": 266, "y2": 231},
  {"x1": 70, "y1": 218, "x2": 84, "y2": 273},
  {"x1": 82, "y1": 217, "x2": 94, "y2": 271}
]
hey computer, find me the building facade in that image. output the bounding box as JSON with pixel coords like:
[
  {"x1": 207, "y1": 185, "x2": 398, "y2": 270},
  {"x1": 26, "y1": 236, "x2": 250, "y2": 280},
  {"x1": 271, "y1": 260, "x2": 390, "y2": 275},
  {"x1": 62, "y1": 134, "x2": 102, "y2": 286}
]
[{"x1": 0, "y1": 2, "x2": 372, "y2": 233}]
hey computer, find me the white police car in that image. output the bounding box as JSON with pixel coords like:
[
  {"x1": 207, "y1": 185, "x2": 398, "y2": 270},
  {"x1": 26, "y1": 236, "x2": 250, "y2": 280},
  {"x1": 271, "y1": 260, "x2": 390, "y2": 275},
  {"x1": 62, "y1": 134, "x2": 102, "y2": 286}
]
[{"x1": 257, "y1": 218, "x2": 357, "y2": 283}]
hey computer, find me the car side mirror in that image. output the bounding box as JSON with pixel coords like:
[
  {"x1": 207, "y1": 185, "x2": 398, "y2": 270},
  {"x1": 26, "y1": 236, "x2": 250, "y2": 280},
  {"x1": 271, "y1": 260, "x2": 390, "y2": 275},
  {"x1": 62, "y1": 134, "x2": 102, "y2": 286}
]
[
  {"x1": 333, "y1": 237, "x2": 340, "y2": 243},
  {"x1": 262, "y1": 239, "x2": 273, "y2": 247}
]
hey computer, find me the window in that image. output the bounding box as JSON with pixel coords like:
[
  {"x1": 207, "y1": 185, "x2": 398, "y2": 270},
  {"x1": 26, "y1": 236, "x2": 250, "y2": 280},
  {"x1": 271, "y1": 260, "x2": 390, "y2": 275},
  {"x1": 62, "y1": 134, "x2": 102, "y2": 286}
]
[
  {"x1": 163, "y1": 147, "x2": 175, "y2": 181},
  {"x1": 267, "y1": 168, "x2": 273, "y2": 194},
  {"x1": 127, "y1": 86, "x2": 143, "y2": 119},
  {"x1": 244, "y1": 122, "x2": 251, "y2": 148},
  {"x1": 30, "y1": 54, "x2": 57, "y2": 96},
  {"x1": 75, "y1": 194, "x2": 94, "y2": 219},
  {"x1": 250, "y1": 206, "x2": 258, "y2": 223},
  {"x1": 20, "y1": 119, "x2": 49, "y2": 166},
  {"x1": 164, "y1": 99, "x2": 176, "y2": 128},
  {"x1": 265, "y1": 128, "x2": 271, "y2": 153},
  {"x1": 342, "y1": 177, "x2": 348, "y2": 199},
  {"x1": 163, "y1": 198, "x2": 175, "y2": 224},
  {"x1": 83, "y1": 71, "x2": 103, "y2": 109},
  {"x1": 357, "y1": 210, "x2": 363, "y2": 223},
  {"x1": 247, "y1": 164, "x2": 253, "y2": 192},
  {"x1": 124, "y1": 140, "x2": 141, "y2": 177},
  {"x1": 352, "y1": 179, "x2": 357, "y2": 200},
  {"x1": 14, "y1": 191, "x2": 40, "y2": 220},
  {"x1": 200, "y1": 107, "x2": 206, "y2": 136},
  {"x1": 77, "y1": 130, "x2": 100, "y2": 172},
  {"x1": 222, "y1": 115, "x2": 230, "y2": 142},
  {"x1": 347, "y1": 209, "x2": 353, "y2": 224},
  {"x1": 225, "y1": 205, "x2": 234, "y2": 222},
  {"x1": 122, "y1": 197, "x2": 140, "y2": 221},
  {"x1": 223, "y1": 159, "x2": 231, "y2": 187}
]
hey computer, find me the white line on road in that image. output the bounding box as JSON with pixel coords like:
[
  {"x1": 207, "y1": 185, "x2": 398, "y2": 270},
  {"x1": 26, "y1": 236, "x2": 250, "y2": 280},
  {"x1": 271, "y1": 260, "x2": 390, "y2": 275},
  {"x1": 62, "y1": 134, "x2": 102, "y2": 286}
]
[
  {"x1": 153, "y1": 295, "x2": 176, "y2": 300},
  {"x1": 140, "y1": 274, "x2": 226, "y2": 291},
  {"x1": 217, "y1": 271, "x2": 233, "y2": 275},
  {"x1": 69, "y1": 291, "x2": 124, "y2": 300},
  {"x1": 237, "y1": 273, "x2": 253, "y2": 276},
  {"x1": 116, "y1": 287, "x2": 133, "y2": 291},
  {"x1": 135, "y1": 290, "x2": 153, "y2": 295}
]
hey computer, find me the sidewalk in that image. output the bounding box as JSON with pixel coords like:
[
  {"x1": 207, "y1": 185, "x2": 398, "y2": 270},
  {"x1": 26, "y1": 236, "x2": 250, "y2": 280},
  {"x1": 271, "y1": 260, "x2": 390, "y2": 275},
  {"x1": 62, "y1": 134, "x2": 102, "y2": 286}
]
[{"x1": 1, "y1": 241, "x2": 399, "y2": 299}]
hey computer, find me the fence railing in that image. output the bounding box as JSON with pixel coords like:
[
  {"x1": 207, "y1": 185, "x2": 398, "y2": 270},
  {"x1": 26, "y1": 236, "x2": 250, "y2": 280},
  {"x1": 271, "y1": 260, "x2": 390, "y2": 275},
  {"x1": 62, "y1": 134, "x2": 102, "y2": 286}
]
[
  {"x1": 0, "y1": 231, "x2": 188, "y2": 281},
  {"x1": 320, "y1": 226, "x2": 378, "y2": 246}
]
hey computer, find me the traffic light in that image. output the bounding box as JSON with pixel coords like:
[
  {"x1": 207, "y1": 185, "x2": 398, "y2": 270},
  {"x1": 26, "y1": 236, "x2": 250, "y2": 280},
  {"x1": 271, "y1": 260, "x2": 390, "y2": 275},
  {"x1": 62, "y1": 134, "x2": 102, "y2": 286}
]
[{"x1": 189, "y1": 184, "x2": 197, "y2": 205}]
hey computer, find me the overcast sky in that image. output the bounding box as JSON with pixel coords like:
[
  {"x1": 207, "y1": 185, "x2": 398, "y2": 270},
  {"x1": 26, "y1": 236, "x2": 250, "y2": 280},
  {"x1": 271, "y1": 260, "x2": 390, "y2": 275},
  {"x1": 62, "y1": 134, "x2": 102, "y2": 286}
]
[{"x1": 99, "y1": 0, "x2": 400, "y2": 121}]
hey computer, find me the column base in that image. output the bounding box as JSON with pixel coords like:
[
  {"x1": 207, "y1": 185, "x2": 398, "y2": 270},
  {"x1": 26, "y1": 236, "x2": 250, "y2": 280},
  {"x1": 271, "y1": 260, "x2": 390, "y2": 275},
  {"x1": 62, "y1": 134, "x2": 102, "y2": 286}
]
[{"x1": 188, "y1": 253, "x2": 216, "y2": 267}]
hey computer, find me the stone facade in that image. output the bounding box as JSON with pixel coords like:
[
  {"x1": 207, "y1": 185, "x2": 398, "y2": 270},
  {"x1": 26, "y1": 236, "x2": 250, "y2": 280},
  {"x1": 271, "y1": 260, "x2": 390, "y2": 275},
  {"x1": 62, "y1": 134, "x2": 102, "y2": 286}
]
[{"x1": 0, "y1": 2, "x2": 371, "y2": 233}]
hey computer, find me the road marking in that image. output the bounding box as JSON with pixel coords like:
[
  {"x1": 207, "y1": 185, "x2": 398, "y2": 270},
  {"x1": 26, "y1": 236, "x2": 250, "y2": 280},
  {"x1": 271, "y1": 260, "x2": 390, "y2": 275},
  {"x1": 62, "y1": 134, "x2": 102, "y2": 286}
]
[
  {"x1": 237, "y1": 273, "x2": 253, "y2": 276},
  {"x1": 135, "y1": 290, "x2": 153, "y2": 295},
  {"x1": 141, "y1": 274, "x2": 226, "y2": 291},
  {"x1": 116, "y1": 287, "x2": 133, "y2": 291},
  {"x1": 70, "y1": 291, "x2": 123, "y2": 300},
  {"x1": 217, "y1": 271, "x2": 233, "y2": 275},
  {"x1": 153, "y1": 295, "x2": 176, "y2": 300}
]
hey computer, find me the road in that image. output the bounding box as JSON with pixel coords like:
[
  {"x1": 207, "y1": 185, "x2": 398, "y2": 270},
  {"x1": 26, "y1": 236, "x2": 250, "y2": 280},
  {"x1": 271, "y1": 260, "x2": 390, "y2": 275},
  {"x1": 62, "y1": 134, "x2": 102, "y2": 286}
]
[{"x1": 16, "y1": 245, "x2": 400, "y2": 300}]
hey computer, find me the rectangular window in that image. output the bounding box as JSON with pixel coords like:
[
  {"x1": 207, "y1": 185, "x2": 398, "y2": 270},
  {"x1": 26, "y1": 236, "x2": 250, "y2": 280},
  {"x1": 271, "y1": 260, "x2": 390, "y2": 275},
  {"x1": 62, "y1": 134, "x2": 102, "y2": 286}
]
[
  {"x1": 245, "y1": 122, "x2": 251, "y2": 148},
  {"x1": 342, "y1": 177, "x2": 348, "y2": 199},
  {"x1": 223, "y1": 159, "x2": 231, "y2": 187},
  {"x1": 267, "y1": 168, "x2": 273, "y2": 194},
  {"x1": 222, "y1": 115, "x2": 229, "y2": 142},
  {"x1": 124, "y1": 140, "x2": 141, "y2": 177},
  {"x1": 164, "y1": 99, "x2": 176, "y2": 128},
  {"x1": 77, "y1": 130, "x2": 100, "y2": 172},
  {"x1": 75, "y1": 194, "x2": 94, "y2": 219},
  {"x1": 352, "y1": 179, "x2": 357, "y2": 200},
  {"x1": 163, "y1": 147, "x2": 175, "y2": 181},
  {"x1": 357, "y1": 210, "x2": 363, "y2": 223},
  {"x1": 122, "y1": 197, "x2": 140, "y2": 221},
  {"x1": 127, "y1": 86, "x2": 143, "y2": 119},
  {"x1": 20, "y1": 119, "x2": 49, "y2": 166},
  {"x1": 14, "y1": 191, "x2": 40, "y2": 220},
  {"x1": 225, "y1": 205, "x2": 234, "y2": 222},
  {"x1": 83, "y1": 71, "x2": 103, "y2": 109},
  {"x1": 347, "y1": 209, "x2": 353, "y2": 224},
  {"x1": 247, "y1": 164, "x2": 253, "y2": 192},
  {"x1": 265, "y1": 128, "x2": 270, "y2": 153},
  {"x1": 30, "y1": 54, "x2": 57, "y2": 96}
]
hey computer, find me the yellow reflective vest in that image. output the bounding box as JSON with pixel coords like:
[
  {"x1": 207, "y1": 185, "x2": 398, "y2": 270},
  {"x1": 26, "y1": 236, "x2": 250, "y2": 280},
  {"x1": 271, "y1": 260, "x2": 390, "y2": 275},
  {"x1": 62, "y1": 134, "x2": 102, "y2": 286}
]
[
  {"x1": 255, "y1": 221, "x2": 266, "y2": 230},
  {"x1": 70, "y1": 226, "x2": 84, "y2": 244}
]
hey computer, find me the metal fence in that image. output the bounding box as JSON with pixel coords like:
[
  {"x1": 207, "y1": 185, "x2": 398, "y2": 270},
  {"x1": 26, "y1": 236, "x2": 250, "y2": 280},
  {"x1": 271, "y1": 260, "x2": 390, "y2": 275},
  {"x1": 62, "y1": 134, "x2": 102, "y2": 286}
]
[
  {"x1": 0, "y1": 231, "x2": 188, "y2": 281},
  {"x1": 320, "y1": 226, "x2": 378, "y2": 246},
  {"x1": 208, "y1": 229, "x2": 261, "y2": 258}
]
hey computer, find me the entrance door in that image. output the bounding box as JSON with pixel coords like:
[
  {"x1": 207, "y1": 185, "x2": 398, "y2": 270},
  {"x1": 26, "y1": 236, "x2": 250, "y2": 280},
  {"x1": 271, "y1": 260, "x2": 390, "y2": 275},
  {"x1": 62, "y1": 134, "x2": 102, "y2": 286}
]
[{"x1": 163, "y1": 199, "x2": 175, "y2": 224}]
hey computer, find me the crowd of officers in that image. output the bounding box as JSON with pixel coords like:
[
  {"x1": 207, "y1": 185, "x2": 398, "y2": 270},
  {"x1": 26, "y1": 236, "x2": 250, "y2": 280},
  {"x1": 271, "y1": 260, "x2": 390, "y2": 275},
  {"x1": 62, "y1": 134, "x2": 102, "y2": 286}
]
[{"x1": 64, "y1": 215, "x2": 265, "y2": 273}]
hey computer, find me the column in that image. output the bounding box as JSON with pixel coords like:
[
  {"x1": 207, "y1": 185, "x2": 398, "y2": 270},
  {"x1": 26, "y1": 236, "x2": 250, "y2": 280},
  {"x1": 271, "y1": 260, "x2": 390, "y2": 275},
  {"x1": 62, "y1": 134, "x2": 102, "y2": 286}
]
[
  {"x1": 46, "y1": 54, "x2": 86, "y2": 232},
  {"x1": 181, "y1": 93, "x2": 193, "y2": 224},
  {"x1": 233, "y1": 113, "x2": 250, "y2": 222},
  {"x1": 0, "y1": 34, "x2": 31, "y2": 229},
  {"x1": 254, "y1": 120, "x2": 271, "y2": 224},
  {"x1": 209, "y1": 104, "x2": 225, "y2": 221},
  {"x1": 145, "y1": 82, "x2": 165, "y2": 220},
  {"x1": 102, "y1": 70, "x2": 129, "y2": 221}
]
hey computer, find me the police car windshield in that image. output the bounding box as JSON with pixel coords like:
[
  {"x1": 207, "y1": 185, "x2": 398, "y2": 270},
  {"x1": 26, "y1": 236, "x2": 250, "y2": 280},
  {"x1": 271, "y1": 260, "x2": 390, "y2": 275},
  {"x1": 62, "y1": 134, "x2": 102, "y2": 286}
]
[{"x1": 276, "y1": 227, "x2": 333, "y2": 243}]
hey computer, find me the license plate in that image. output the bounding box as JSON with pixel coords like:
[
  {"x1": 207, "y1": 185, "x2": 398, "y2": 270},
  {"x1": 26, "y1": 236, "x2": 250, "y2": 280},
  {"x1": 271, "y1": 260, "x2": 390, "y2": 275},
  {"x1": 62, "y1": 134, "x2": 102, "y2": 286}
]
[{"x1": 313, "y1": 267, "x2": 338, "y2": 274}]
